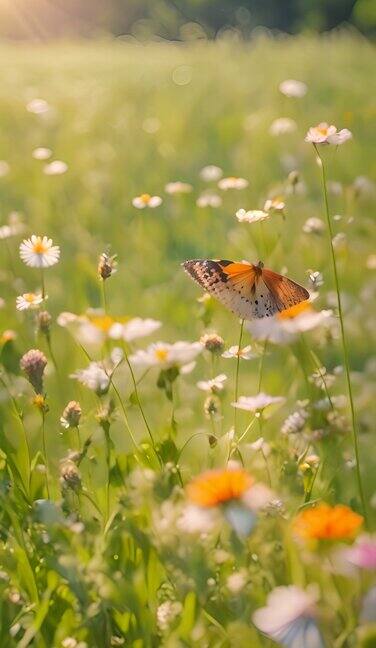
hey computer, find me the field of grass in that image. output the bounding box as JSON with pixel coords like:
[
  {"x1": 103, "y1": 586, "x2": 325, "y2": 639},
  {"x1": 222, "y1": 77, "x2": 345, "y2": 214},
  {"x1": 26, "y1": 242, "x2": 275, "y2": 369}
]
[{"x1": 0, "y1": 34, "x2": 375, "y2": 647}]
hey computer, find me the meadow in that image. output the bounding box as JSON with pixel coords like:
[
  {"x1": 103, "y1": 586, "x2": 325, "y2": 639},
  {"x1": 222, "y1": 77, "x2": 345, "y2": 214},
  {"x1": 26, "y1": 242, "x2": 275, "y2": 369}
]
[{"x1": 0, "y1": 33, "x2": 375, "y2": 647}]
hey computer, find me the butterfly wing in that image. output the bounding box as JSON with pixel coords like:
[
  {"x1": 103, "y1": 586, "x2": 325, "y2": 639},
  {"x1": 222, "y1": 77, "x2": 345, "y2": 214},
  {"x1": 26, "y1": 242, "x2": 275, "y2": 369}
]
[
  {"x1": 183, "y1": 259, "x2": 276, "y2": 319},
  {"x1": 262, "y1": 268, "x2": 310, "y2": 311}
]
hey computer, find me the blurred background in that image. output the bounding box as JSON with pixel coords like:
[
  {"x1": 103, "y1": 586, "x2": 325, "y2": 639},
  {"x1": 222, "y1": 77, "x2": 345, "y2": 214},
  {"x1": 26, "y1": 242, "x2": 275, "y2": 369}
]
[{"x1": 0, "y1": 0, "x2": 375, "y2": 41}]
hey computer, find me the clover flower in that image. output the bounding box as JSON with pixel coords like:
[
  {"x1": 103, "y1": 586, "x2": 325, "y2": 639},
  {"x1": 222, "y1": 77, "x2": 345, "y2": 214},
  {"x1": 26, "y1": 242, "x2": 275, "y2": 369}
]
[
  {"x1": 20, "y1": 348, "x2": 47, "y2": 394},
  {"x1": 19, "y1": 235, "x2": 60, "y2": 268}
]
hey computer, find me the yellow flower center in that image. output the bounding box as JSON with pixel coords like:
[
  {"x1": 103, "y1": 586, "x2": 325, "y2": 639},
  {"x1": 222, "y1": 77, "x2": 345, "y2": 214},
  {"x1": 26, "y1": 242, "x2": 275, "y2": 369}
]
[
  {"x1": 32, "y1": 239, "x2": 48, "y2": 254},
  {"x1": 277, "y1": 300, "x2": 311, "y2": 320},
  {"x1": 140, "y1": 193, "x2": 151, "y2": 204},
  {"x1": 24, "y1": 293, "x2": 37, "y2": 303},
  {"x1": 87, "y1": 314, "x2": 115, "y2": 332},
  {"x1": 317, "y1": 126, "x2": 328, "y2": 136},
  {"x1": 155, "y1": 348, "x2": 168, "y2": 362}
]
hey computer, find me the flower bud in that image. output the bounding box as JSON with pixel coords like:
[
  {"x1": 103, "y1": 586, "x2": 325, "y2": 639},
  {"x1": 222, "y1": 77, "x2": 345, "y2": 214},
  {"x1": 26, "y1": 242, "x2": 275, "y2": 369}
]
[
  {"x1": 60, "y1": 460, "x2": 81, "y2": 492},
  {"x1": 200, "y1": 333, "x2": 225, "y2": 355},
  {"x1": 60, "y1": 401, "x2": 82, "y2": 429},
  {"x1": 98, "y1": 252, "x2": 117, "y2": 280},
  {"x1": 204, "y1": 395, "x2": 221, "y2": 418},
  {"x1": 20, "y1": 348, "x2": 47, "y2": 394},
  {"x1": 37, "y1": 310, "x2": 52, "y2": 335}
]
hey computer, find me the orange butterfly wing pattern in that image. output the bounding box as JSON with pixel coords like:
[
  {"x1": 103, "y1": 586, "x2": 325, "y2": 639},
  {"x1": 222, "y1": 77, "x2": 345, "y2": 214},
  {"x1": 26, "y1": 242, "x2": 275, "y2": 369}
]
[{"x1": 183, "y1": 259, "x2": 309, "y2": 319}]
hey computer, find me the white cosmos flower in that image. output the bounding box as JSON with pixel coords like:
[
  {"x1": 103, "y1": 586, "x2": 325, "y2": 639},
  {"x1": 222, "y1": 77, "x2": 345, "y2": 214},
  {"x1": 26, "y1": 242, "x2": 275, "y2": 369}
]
[
  {"x1": 305, "y1": 123, "x2": 352, "y2": 145},
  {"x1": 247, "y1": 302, "x2": 333, "y2": 345},
  {"x1": 232, "y1": 393, "x2": 285, "y2": 412},
  {"x1": 279, "y1": 79, "x2": 307, "y2": 98},
  {"x1": 19, "y1": 235, "x2": 60, "y2": 268},
  {"x1": 269, "y1": 117, "x2": 297, "y2": 136},
  {"x1": 264, "y1": 197, "x2": 285, "y2": 213},
  {"x1": 218, "y1": 176, "x2": 249, "y2": 190},
  {"x1": 199, "y1": 165, "x2": 223, "y2": 182},
  {"x1": 129, "y1": 341, "x2": 202, "y2": 370},
  {"x1": 236, "y1": 209, "x2": 269, "y2": 224},
  {"x1": 109, "y1": 317, "x2": 161, "y2": 342},
  {"x1": 222, "y1": 345, "x2": 255, "y2": 360},
  {"x1": 165, "y1": 181, "x2": 193, "y2": 194},
  {"x1": 32, "y1": 147, "x2": 52, "y2": 160},
  {"x1": 26, "y1": 98, "x2": 50, "y2": 114},
  {"x1": 132, "y1": 193, "x2": 162, "y2": 209},
  {"x1": 196, "y1": 192, "x2": 222, "y2": 208},
  {"x1": 43, "y1": 160, "x2": 68, "y2": 175},
  {"x1": 197, "y1": 373, "x2": 227, "y2": 393},
  {"x1": 16, "y1": 292, "x2": 44, "y2": 311},
  {"x1": 252, "y1": 585, "x2": 324, "y2": 647},
  {"x1": 0, "y1": 161, "x2": 10, "y2": 177},
  {"x1": 70, "y1": 361, "x2": 110, "y2": 395}
]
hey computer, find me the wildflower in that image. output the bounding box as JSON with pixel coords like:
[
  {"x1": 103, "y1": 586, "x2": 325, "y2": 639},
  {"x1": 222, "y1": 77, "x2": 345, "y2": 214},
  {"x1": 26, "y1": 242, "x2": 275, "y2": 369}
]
[
  {"x1": 60, "y1": 401, "x2": 82, "y2": 429},
  {"x1": 32, "y1": 394, "x2": 48, "y2": 412},
  {"x1": 232, "y1": 393, "x2": 285, "y2": 413},
  {"x1": 293, "y1": 503, "x2": 363, "y2": 541},
  {"x1": 156, "y1": 601, "x2": 182, "y2": 632},
  {"x1": 226, "y1": 570, "x2": 248, "y2": 594},
  {"x1": 0, "y1": 214, "x2": 24, "y2": 240},
  {"x1": 96, "y1": 400, "x2": 116, "y2": 426},
  {"x1": 98, "y1": 251, "x2": 117, "y2": 280},
  {"x1": 264, "y1": 196, "x2": 285, "y2": 213},
  {"x1": 305, "y1": 123, "x2": 352, "y2": 145},
  {"x1": 338, "y1": 535, "x2": 376, "y2": 570},
  {"x1": 43, "y1": 160, "x2": 68, "y2": 175},
  {"x1": 132, "y1": 193, "x2": 162, "y2": 209},
  {"x1": 0, "y1": 161, "x2": 10, "y2": 177},
  {"x1": 197, "y1": 373, "x2": 227, "y2": 393},
  {"x1": 204, "y1": 395, "x2": 221, "y2": 419},
  {"x1": 60, "y1": 460, "x2": 81, "y2": 492},
  {"x1": 187, "y1": 468, "x2": 253, "y2": 507},
  {"x1": 26, "y1": 98, "x2": 50, "y2": 114},
  {"x1": 222, "y1": 345, "x2": 255, "y2": 360},
  {"x1": 16, "y1": 292, "x2": 44, "y2": 311},
  {"x1": 236, "y1": 208, "x2": 269, "y2": 224},
  {"x1": 37, "y1": 310, "x2": 52, "y2": 335},
  {"x1": 200, "y1": 332, "x2": 224, "y2": 355},
  {"x1": 281, "y1": 407, "x2": 309, "y2": 435},
  {"x1": 109, "y1": 317, "x2": 161, "y2": 342},
  {"x1": 309, "y1": 366, "x2": 336, "y2": 390},
  {"x1": 20, "y1": 349, "x2": 47, "y2": 394},
  {"x1": 218, "y1": 176, "x2": 248, "y2": 190},
  {"x1": 247, "y1": 302, "x2": 332, "y2": 344},
  {"x1": 129, "y1": 341, "x2": 202, "y2": 371},
  {"x1": 70, "y1": 361, "x2": 110, "y2": 395},
  {"x1": 165, "y1": 181, "x2": 192, "y2": 194},
  {"x1": 199, "y1": 165, "x2": 223, "y2": 182},
  {"x1": 252, "y1": 585, "x2": 324, "y2": 647},
  {"x1": 269, "y1": 117, "x2": 297, "y2": 136},
  {"x1": 177, "y1": 503, "x2": 219, "y2": 534},
  {"x1": 279, "y1": 79, "x2": 307, "y2": 98},
  {"x1": 32, "y1": 147, "x2": 52, "y2": 160},
  {"x1": 303, "y1": 217, "x2": 325, "y2": 235},
  {"x1": 196, "y1": 192, "x2": 222, "y2": 208},
  {"x1": 19, "y1": 235, "x2": 60, "y2": 268}
]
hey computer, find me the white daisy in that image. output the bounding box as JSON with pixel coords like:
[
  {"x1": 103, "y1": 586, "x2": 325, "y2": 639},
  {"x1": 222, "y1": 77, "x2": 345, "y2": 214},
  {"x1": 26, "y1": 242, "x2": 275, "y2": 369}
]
[
  {"x1": 305, "y1": 123, "x2": 352, "y2": 145},
  {"x1": 26, "y1": 98, "x2": 50, "y2": 114},
  {"x1": 43, "y1": 160, "x2": 68, "y2": 175},
  {"x1": 132, "y1": 193, "x2": 162, "y2": 209},
  {"x1": 269, "y1": 117, "x2": 297, "y2": 136},
  {"x1": 19, "y1": 235, "x2": 60, "y2": 268},
  {"x1": 247, "y1": 302, "x2": 333, "y2": 345},
  {"x1": 32, "y1": 147, "x2": 52, "y2": 160},
  {"x1": 264, "y1": 197, "x2": 285, "y2": 213},
  {"x1": 199, "y1": 165, "x2": 223, "y2": 182},
  {"x1": 279, "y1": 79, "x2": 307, "y2": 98},
  {"x1": 232, "y1": 393, "x2": 285, "y2": 412},
  {"x1": 196, "y1": 192, "x2": 222, "y2": 208},
  {"x1": 165, "y1": 181, "x2": 193, "y2": 194},
  {"x1": 252, "y1": 585, "x2": 324, "y2": 648},
  {"x1": 236, "y1": 209, "x2": 269, "y2": 224},
  {"x1": 197, "y1": 373, "x2": 227, "y2": 393},
  {"x1": 218, "y1": 176, "x2": 249, "y2": 190},
  {"x1": 109, "y1": 317, "x2": 161, "y2": 342},
  {"x1": 16, "y1": 292, "x2": 44, "y2": 311},
  {"x1": 222, "y1": 345, "x2": 255, "y2": 360},
  {"x1": 129, "y1": 341, "x2": 202, "y2": 370}
]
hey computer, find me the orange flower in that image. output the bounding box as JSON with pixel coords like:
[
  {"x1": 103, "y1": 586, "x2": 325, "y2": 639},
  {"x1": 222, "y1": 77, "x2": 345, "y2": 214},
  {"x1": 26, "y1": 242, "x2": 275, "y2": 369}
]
[
  {"x1": 187, "y1": 468, "x2": 253, "y2": 508},
  {"x1": 293, "y1": 503, "x2": 363, "y2": 541}
]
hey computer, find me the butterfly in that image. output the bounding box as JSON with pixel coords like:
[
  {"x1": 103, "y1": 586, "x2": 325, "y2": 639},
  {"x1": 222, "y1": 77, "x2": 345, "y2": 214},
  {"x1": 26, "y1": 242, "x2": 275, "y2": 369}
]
[{"x1": 182, "y1": 259, "x2": 309, "y2": 319}]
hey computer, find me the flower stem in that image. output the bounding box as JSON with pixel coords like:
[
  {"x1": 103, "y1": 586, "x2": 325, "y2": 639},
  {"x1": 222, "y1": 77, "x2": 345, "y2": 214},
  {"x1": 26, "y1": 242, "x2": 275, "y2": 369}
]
[
  {"x1": 41, "y1": 409, "x2": 50, "y2": 499},
  {"x1": 314, "y1": 144, "x2": 367, "y2": 522},
  {"x1": 233, "y1": 319, "x2": 245, "y2": 435}
]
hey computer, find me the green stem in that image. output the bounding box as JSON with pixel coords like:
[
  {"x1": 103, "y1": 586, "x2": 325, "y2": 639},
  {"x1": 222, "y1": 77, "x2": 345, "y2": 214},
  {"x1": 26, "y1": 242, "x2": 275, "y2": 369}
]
[
  {"x1": 102, "y1": 280, "x2": 108, "y2": 314},
  {"x1": 40, "y1": 268, "x2": 46, "y2": 300},
  {"x1": 233, "y1": 319, "x2": 245, "y2": 436},
  {"x1": 0, "y1": 375, "x2": 31, "y2": 496},
  {"x1": 104, "y1": 428, "x2": 111, "y2": 524},
  {"x1": 314, "y1": 144, "x2": 367, "y2": 522},
  {"x1": 41, "y1": 409, "x2": 50, "y2": 499}
]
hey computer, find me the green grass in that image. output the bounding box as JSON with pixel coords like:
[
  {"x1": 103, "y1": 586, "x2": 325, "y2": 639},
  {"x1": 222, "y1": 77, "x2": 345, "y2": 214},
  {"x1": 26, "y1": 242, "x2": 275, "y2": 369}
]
[{"x1": 0, "y1": 34, "x2": 375, "y2": 646}]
